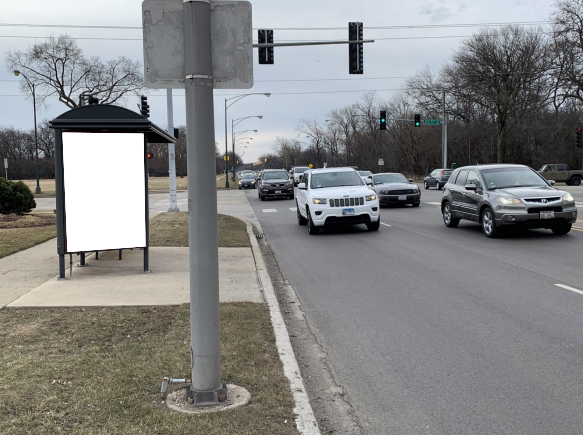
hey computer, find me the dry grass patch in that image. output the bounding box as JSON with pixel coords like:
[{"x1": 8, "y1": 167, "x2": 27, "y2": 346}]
[
  {"x1": 149, "y1": 212, "x2": 250, "y2": 248},
  {"x1": 0, "y1": 214, "x2": 56, "y2": 258},
  {"x1": 0, "y1": 304, "x2": 297, "y2": 435},
  {"x1": 19, "y1": 179, "x2": 56, "y2": 197}
]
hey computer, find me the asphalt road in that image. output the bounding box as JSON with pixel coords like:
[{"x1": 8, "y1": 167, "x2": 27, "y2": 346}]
[{"x1": 247, "y1": 185, "x2": 583, "y2": 434}]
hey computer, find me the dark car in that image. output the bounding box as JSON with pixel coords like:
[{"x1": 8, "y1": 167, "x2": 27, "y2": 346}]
[
  {"x1": 258, "y1": 169, "x2": 294, "y2": 201},
  {"x1": 370, "y1": 173, "x2": 421, "y2": 207},
  {"x1": 424, "y1": 169, "x2": 454, "y2": 190},
  {"x1": 238, "y1": 173, "x2": 256, "y2": 190},
  {"x1": 441, "y1": 164, "x2": 577, "y2": 237}
]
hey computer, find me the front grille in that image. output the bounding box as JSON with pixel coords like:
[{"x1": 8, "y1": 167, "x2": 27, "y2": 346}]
[
  {"x1": 523, "y1": 197, "x2": 561, "y2": 204},
  {"x1": 387, "y1": 189, "x2": 418, "y2": 195},
  {"x1": 330, "y1": 197, "x2": 364, "y2": 207},
  {"x1": 270, "y1": 183, "x2": 287, "y2": 187},
  {"x1": 526, "y1": 206, "x2": 562, "y2": 214}
]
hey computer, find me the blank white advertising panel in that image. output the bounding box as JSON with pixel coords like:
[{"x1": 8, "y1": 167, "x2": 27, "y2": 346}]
[{"x1": 63, "y1": 132, "x2": 146, "y2": 252}]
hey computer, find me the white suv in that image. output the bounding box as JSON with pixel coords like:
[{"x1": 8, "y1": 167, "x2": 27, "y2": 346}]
[{"x1": 296, "y1": 167, "x2": 380, "y2": 235}]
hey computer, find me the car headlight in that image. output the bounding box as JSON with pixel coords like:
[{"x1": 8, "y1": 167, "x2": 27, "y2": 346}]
[
  {"x1": 238, "y1": 181, "x2": 242, "y2": 185},
  {"x1": 563, "y1": 192, "x2": 574, "y2": 203},
  {"x1": 251, "y1": 181, "x2": 255, "y2": 184},
  {"x1": 365, "y1": 194, "x2": 377, "y2": 201},
  {"x1": 496, "y1": 196, "x2": 521, "y2": 205},
  {"x1": 312, "y1": 198, "x2": 327, "y2": 204}
]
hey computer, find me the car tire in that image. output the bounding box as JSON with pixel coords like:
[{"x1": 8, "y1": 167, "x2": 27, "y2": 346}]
[
  {"x1": 570, "y1": 176, "x2": 581, "y2": 186},
  {"x1": 481, "y1": 207, "x2": 499, "y2": 238},
  {"x1": 551, "y1": 223, "x2": 572, "y2": 235},
  {"x1": 288, "y1": 194, "x2": 294, "y2": 200},
  {"x1": 260, "y1": 193, "x2": 265, "y2": 201},
  {"x1": 297, "y1": 201, "x2": 307, "y2": 225},
  {"x1": 367, "y1": 219, "x2": 380, "y2": 231},
  {"x1": 238, "y1": 187, "x2": 241, "y2": 190},
  {"x1": 436, "y1": 183, "x2": 442, "y2": 190},
  {"x1": 442, "y1": 201, "x2": 460, "y2": 228},
  {"x1": 424, "y1": 181, "x2": 429, "y2": 189},
  {"x1": 306, "y1": 207, "x2": 319, "y2": 235}
]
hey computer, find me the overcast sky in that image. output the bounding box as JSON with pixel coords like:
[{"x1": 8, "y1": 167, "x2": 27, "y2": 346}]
[{"x1": 1, "y1": 0, "x2": 553, "y2": 163}]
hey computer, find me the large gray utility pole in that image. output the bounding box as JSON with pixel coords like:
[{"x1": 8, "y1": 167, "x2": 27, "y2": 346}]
[
  {"x1": 167, "y1": 89, "x2": 179, "y2": 211},
  {"x1": 442, "y1": 89, "x2": 448, "y2": 169},
  {"x1": 183, "y1": 0, "x2": 225, "y2": 404}
]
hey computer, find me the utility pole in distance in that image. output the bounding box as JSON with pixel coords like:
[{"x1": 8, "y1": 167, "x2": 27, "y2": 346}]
[{"x1": 167, "y1": 89, "x2": 179, "y2": 211}]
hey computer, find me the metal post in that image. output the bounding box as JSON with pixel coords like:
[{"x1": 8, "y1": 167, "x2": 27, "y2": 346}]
[
  {"x1": 144, "y1": 135, "x2": 150, "y2": 272},
  {"x1": 183, "y1": 0, "x2": 225, "y2": 404},
  {"x1": 33, "y1": 83, "x2": 41, "y2": 194},
  {"x1": 167, "y1": 89, "x2": 179, "y2": 211},
  {"x1": 468, "y1": 96, "x2": 471, "y2": 166},
  {"x1": 231, "y1": 119, "x2": 236, "y2": 181},
  {"x1": 224, "y1": 99, "x2": 229, "y2": 188},
  {"x1": 79, "y1": 252, "x2": 86, "y2": 266},
  {"x1": 442, "y1": 89, "x2": 447, "y2": 169},
  {"x1": 54, "y1": 131, "x2": 66, "y2": 279}
]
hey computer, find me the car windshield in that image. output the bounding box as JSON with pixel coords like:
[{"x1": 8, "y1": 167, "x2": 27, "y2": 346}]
[
  {"x1": 263, "y1": 171, "x2": 288, "y2": 180},
  {"x1": 358, "y1": 171, "x2": 373, "y2": 177},
  {"x1": 538, "y1": 166, "x2": 546, "y2": 171},
  {"x1": 294, "y1": 167, "x2": 309, "y2": 174},
  {"x1": 241, "y1": 174, "x2": 255, "y2": 180},
  {"x1": 310, "y1": 171, "x2": 364, "y2": 189},
  {"x1": 443, "y1": 170, "x2": 454, "y2": 175},
  {"x1": 481, "y1": 167, "x2": 548, "y2": 190},
  {"x1": 374, "y1": 174, "x2": 408, "y2": 184}
]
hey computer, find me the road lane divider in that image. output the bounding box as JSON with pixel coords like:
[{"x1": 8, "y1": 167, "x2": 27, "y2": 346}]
[
  {"x1": 555, "y1": 284, "x2": 583, "y2": 296},
  {"x1": 380, "y1": 222, "x2": 391, "y2": 227},
  {"x1": 262, "y1": 209, "x2": 277, "y2": 213}
]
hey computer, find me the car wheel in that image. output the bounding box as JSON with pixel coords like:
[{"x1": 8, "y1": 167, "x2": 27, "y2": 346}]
[
  {"x1": 260, "y1": 193, "x2": 265, "y2": 201},
  {"x1": 288, "y1": 194, "x2": 294, "y2": 200},
  {"x1": 551, "y1": 223, "x2": 572, "y2": 235},
  {"x1": 424, "y1": 181, "x2": 429, "y2": 189},
  {"x1": 481, "y1": 207, "x2": 498, "y2": 238},
  {"x1": 306, "y1": 207, "x2": 319, "y2": 235},
  {"x1": 436, "y1": 183, "x2": 442, "y2": 190},
  {"x1": 442, "y1": 201, "x2": 460, "y2": 228},
  {"x1": 570, "y1": 176, "x2": 581, "y2": 186},
  {"x1": 238, "y1": 187, "x2": 241, "y2": 190},
  {"x1": 412, "y1": 202, "x2": 420, "y2": 207},
  {"x1": 297, "y1": 201, "x2": 307, "y2": 225},
  {"x1": 367, "y1": 219, "x2": 380, "y2": 231}
]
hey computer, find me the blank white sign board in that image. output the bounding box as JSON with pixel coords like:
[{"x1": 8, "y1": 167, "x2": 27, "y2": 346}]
[{"x1": 62, "y1": 132, "x2": 147, "y2": 252}]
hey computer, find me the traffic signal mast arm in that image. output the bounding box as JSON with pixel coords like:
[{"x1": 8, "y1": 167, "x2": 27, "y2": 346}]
[{"x1": 253, "y1": 40, "x2": 374, "y2": 48}]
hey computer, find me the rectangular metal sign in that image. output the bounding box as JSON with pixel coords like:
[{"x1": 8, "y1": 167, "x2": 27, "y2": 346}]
[
  {"x1": 378, "y1": 158, "x2": 384, "y2": 166},
  {"x1": 142, "y1": 0, "x2": 253, "y2": 89},
  {"x1": 423, "y1": 119, "x2": 441, "y2": 125},
  {"x1": 3, "y1": 158, "x2": 7, "y2": 169}
]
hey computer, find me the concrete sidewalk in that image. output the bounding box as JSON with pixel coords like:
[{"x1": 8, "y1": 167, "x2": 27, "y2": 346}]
[{"x1": 2, "y1": 190, "x2": 262, "y2": 308}]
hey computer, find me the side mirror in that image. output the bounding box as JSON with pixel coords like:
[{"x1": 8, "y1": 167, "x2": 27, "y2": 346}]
[
  {"x1": 548, "y1": 179, "x2": 556, "y2": 186},
  {"x1": 298, "y1": 182, "x2": 307, "y2": 190},
  {"x1": 408, "y1": 179, "x2": 413, "y2": 182},
  {"x1": 464, "y1": 184, "x2": 477, "y2": 191},
  {"x1": 366, "y1": 179, "x2": 373, "y2": 185}
]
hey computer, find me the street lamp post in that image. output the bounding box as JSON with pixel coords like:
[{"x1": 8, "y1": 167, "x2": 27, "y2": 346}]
[
  {"x1": 224, "y1": 93, "x2": 270, "y2": 187},
  {"x1": 232, "y1": 116, "x2": 262, "y2": 181},
  {"x1": 425, "y1": 89, "x2": 448, "y2": 169},
  {"x1": 14, "y1": 70, "x2": 41, "y2": 194}
]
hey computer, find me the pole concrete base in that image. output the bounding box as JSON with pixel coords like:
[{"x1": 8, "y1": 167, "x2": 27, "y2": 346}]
[{"x1": 165, "y1": 383, "x2": 250, "y2": 414}]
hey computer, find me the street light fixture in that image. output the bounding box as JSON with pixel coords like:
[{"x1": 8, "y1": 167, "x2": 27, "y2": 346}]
[
  {"x1": 14, "y1": 69, "x2": 41, "y2": 194},
  {"x1": 232, "y1": 116, "x2": 262, "y2": 181},
  {"x1": 224, "y1": 93, "x2": 270, "y2": 187}
]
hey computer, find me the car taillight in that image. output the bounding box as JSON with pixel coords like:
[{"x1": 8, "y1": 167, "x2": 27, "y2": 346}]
[{"x1": 440, "y1": 170, "x2": 444, "y2": 175}]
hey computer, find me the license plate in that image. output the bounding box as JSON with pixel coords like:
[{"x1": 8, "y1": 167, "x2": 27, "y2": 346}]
[
  {"x1": 540, "y1": 211, "x2": 555, "y2": 219},
  {"x1": 398, "y1": 195, "x2": 407, "y2": 201},
  {"x1": 342, "y1": 208, "x2": 355, "y2": 216},
  {"x1": 275, "y1": 190, "x2": 281, "y2": 194}
]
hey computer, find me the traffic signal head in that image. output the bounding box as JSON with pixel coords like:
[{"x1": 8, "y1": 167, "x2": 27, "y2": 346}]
[
  {"x1": 348, "y1": 22, "x2": 363, "y2": 74},
  {"x1": 577, "y1": 127, "x2": 582, "y2": 148},
  {"x1": 258, "y1": 29, "x2": 274, "y2": 64},
  {"x1": 414, "y1": 114, "x2": 421, "y2": 127},
  {"x1": 147, "y1": 152, "x2": 153, "y2": 159},
  {"x1": 380, "y1": 110, "x2": 387, "y2": 130},
  {"x1": 140, "y1": 95, "x2": 150, "y2": 118}
]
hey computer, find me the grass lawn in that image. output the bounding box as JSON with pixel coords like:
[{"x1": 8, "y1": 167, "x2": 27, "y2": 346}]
[
  {"x1": 149, "y1": 212, "x2": 251, "y2": 248},
  {"x1": 0, "y1": 214, "x2": 57, "y2": 259},
  {"x1": 0, "y1": 304, "x2": 297, "y2": 434},
  {"x1": 18, "y1": 179, "x2": 56, "y2": 197}
]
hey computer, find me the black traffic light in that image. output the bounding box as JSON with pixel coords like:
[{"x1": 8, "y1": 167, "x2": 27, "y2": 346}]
[
  {"x1": 258, "y1": 29, "x2": 274, "y2": 65},
  {"x1": 380, "y1": 110, "x2": 387, "y2": 130},
  {"x1": 349, "y1": 22, "x2": 363, "y2": 74},
  {"x1": 147, "y1": 152, "x2": 153, "y2": 159},
  {"x1": 577, "y1": 127, "x2": 582, "y2": 148},
  {"x1": 140, "y1": 95, "x2": 150, "y2": 118},
  {"x1": 414, "y1": 114, "x2": 421, "y2": 127}
]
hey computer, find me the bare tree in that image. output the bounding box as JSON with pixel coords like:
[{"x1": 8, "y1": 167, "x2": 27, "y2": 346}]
[
  {"x1": 6, "y1": 35, "x2": 144, "y2": 109},
  {"x1": 297, "y1": 119, "x2": 326, "y2": 167}
]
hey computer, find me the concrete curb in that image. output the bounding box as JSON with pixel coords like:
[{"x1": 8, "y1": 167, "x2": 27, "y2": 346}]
[{"x1": 245, "y1": 221, "x2": 321, "y2": 435}]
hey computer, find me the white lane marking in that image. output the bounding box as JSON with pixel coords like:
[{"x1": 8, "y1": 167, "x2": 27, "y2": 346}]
[
  {"x1": 576, "y1": 202, "x2": 583, "y2": 207},
  {"x1": 262, "y1": 209, "x2": 278, "y2": 213},
  {"x1": 425, "y1": 201, "x2": 441, "y2": 206},
  {"x1": 380, "y1": 222, "x2": 391, "y2": 227},
  {"x1": 555, "y1": 284, "x2": 583, "y2": 296},
  {"x1": 289, "y1": 207, "x2": 297, "y2": 211}
]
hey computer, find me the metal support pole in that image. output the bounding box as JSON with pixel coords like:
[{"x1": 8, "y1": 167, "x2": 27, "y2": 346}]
[
  {"x1": 33, "y1": 84, "x2": 41, "y2": 194},
  {"x1": 79, "y1": 252, "x2": 86, "y2": 266},
  {"x1": 231, "y1": 119, "x2": 236, "y2": 181},
  {"x1": 144, "y1": 134, "x2": 150, "y2": 272},
  {"x1": 183, "y1": 0, "x2": 225, "y2": 404},
  {"x1": 442, "y1": 89, "x2": 448, "y2": 169},
  {"x1": 54, "y1": 131, "x2": 66, "y2": 280},
  {"x1": 224, "y1": 99, "x2": 229, "y2": 188},
  {"x1": 167, "y1": 89, "x2": 179, "y2": 211}
]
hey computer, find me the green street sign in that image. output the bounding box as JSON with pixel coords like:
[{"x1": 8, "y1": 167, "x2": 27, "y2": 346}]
[{"x1": 423, "y1": 119, "x2": 441, "y2": 125}]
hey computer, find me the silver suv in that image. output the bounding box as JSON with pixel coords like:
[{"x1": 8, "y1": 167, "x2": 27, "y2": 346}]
[{"x1": 441, "y1": 164, "x2": 577, "y2": 237}]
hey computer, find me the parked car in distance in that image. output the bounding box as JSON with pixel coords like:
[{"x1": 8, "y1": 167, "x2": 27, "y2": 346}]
[
  {"x1": 538, "y1": 164, "x2": 583, "y2": 186},
  {"x1": 296, "y1": 167, "x2": 380, "y2": 234},
  {"x1": 371, "y1": 173, "x2": 421, "y2": 207},
  {"x1": 257, "y1": 169, "x2": 294, "y2": 201},
  {"x1": 238, "y1": 173, "x2": 256, "y2": 189},
  {"x1": 441, "y1": 164, "x2": 577, "y2": 238},
  {"x1": 289, "y1": 166, "x2": 310, "y2": 185},
  {"x1": 358, "y1": 170, "x2": 373, "y2": 182},
  {"x1": 425, "y1": 169, "x2": 454, "y2": 189}
]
